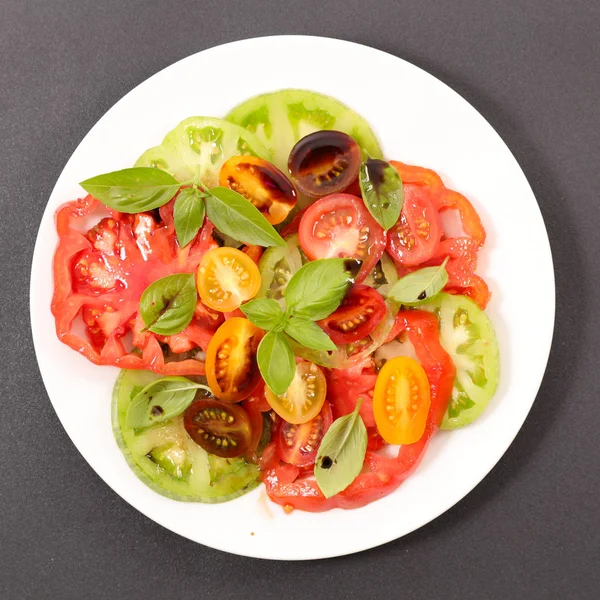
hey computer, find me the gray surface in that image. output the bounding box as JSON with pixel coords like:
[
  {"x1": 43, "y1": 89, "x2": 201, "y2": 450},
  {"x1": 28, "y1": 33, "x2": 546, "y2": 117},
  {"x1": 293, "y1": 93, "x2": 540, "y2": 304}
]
[{"x1": 1, "y1": 0, "x2": 598, "y2": 598}]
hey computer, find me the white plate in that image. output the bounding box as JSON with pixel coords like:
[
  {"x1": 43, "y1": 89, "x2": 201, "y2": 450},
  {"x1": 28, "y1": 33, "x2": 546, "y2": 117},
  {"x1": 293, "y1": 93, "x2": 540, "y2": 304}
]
[{"x1": 30, "y1": 36, "x2": 555, "y2": 560}]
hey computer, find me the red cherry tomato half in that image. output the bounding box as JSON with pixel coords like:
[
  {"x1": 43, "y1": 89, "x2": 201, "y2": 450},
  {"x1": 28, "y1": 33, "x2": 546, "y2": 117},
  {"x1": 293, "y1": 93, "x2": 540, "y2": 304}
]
[
  {"x1": 288, "y1": 130, "x2": 361, "y2": 198},
  {"x1": 298, "y1": 194, "x2": 386, "y2": 283},
  {"x1": 276, "y1": 401, "x2": 333, "y2": 468},
  {"x1": 386, "y1": 182, "x2": 441, "y2": 267},
  {"x1": 318, "y1": 284, "x2": 386, "y2": 345}
]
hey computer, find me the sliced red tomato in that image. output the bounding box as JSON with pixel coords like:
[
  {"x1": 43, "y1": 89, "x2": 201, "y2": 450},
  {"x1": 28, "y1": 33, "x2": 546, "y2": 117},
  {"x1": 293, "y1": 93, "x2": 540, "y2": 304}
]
[
  {"x1": 298, "y1": 194, "x2": 386, "y2": 283},
  {"x1": 263, "y1": 310, "x2": 455, "y2": 511},
  {"x1": 318, "y1": 284, "x2": 386, "y2": 345},
  {"x1": 276, "y1": 401, "x2": 333, "y2": 468},
  {"x1": 447, "y1": 273, "x2": 491, "y2": 309},
  {"x1": 328, "y1": 364, "x2": 378, "y2": 427},
  {"x1": 386, "y1": 181, "x2": 442, "y2": 267},
  {"x1": 52, "y1": 195, "x2": 217, "y2": 375},
  {"x1": 220, "y1": 155, "x2": 297, "y2": 225},
  {"x1": 205, "y1": 318, "x2": 264, "y2": 402}
]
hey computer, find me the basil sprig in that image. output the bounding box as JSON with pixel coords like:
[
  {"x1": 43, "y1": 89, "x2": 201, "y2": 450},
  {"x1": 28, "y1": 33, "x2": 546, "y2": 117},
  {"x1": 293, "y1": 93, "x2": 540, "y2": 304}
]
[
  {"x1": 241, "y1": 258, "x2": 357, "y2": 394},
  {"x1": 139, "y1": 273, "x2": 197, "y2": 335},
  {"x1": 315, "y1": 400, "x2": 368, "y2": 498},
  {"x1": 359, "y1": 158, "x2": 404, "y2": 230},
  {"x1": 80, "y1": 167, "x2": 284, "y2": 248},
  {"x1": 126, "y1": 376, "x2": 211, "y2": 429},
  {"x1": 387, "y1": 257, "x2": 449, "y2": 304}
]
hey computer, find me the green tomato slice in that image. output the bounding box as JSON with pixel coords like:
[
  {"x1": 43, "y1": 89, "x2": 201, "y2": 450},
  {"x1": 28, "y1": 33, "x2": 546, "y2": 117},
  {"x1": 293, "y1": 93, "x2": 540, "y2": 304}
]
[
  {"x1": 421, "y1": 293, "x2": 500, "y2": 429},
  {"x1": 135, "y1": 117, "x2": 270, "y2": 187},
  {"x1": 226, "y1": 89, "x2": 383, "y2": 171},
  {"x1": 363, "y1": 252, "x2": 399, "y2": 296},
  {"x1": 257, "y1": 234, "x2": 304, "y2": 307},
  {"x1": 112, "y1": 369, "x2": 260, "y2": 502}
]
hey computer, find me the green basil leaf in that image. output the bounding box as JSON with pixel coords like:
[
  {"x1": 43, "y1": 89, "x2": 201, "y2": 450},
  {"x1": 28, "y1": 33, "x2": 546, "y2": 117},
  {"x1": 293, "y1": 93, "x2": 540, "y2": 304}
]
[
  {"x1": 284, "y1": 318, "x2": 336, "y2": 351},
  {"x1": 240, "y1": 298, "x2": 285, "y2": 331},
  {"x1": 80, "y1": 167, "x2": 181, "y2": 213},
  {"x1": 126, "y1": 376, "x2": 210, "y2": 429},
  {"x1": 387, "y1": 257, "x2": 449, "y2": 304},
  {"x1": 285, "y1": 258, "x2": 358, "y2": 321},
  {"x1": 173, "y1": 188, "x2": 206, "y2": 248},
  {"x1": 257, "y1": 331, "x2": 295, "y2": 395},
  {"x1": 205, "y1": 187, "x2": 285, "y2": 247},
  {"x1": 359, "y1": 158, "x2": 404, "y2": 230},
  {"x1": 139, "y1": 273, "x2": 197, "y2": 335},
  {"x1": 315, "y1": 401, "x2": 368, "y2": 498}
]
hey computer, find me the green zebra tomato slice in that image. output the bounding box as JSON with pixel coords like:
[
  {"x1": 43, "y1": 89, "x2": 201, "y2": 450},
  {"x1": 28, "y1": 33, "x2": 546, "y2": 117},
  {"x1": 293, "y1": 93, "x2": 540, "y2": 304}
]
[{"x1": 420, "y1": 293, "x2": 500, "y2": 428}]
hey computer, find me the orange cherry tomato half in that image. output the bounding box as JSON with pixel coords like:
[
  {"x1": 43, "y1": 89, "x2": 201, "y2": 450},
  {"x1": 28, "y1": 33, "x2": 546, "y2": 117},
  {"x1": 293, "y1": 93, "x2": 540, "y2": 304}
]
[
  {"x1": 373, "y1": 356, "x2": 431, "y2": 445},
  {"x1": 219, "y1": 155, "x2": 297, "y2": 225},
  {"x1": 184, "y1": 399, "x2": 251, "y2": 458},
  {"x1": 265, "y1": 362, "x2": 327, "y2": 425},
  {"x1": 197, "y1": 247, "x2": 261, "y2": 312},
  {"x1": 288, "y1": 130, "x2": 361, "y2": 198},
  {"x1": 205, "y1": 317, "x2": 264, "y2": 402}
]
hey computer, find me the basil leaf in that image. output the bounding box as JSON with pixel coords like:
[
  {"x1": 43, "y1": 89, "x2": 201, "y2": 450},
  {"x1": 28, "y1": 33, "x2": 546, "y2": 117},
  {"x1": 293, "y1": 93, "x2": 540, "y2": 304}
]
[
  {"x1": 80, "y1": 167, "x2": 181, "y2": 213},
  {"x1": 240, "y1": 298, "x2": 285, "y2": 331},
  {"x1": 126, "y1": 376, "x2": 210, "y2": 429},
  {"x1": 257, "y1": 331, "x2": 295, "y2": 395},
  {"x1": 285, "y1": 258, "x2": 357, "y2": 321},
  {"x1": 315, "y1": 401, "x2": 368, "y2": 498},
  {"x1": 139, "y1": 273, "x2": 197, "y2": 335},
  {"x1": 387, "y1": 257, "x2": 449, "y2": 303},
  {"x1": 359, "y1": 158, "x2": 404, "y2": 230},
  {"x1": 205, "y1": 187, "x2": 285, "y2": 247},
  {"x1": 284, "y1": 318, "x2": 336, "y2": 351},
  {"x1": 174, "y1": 188, "x2": 206, "y2": 248}
]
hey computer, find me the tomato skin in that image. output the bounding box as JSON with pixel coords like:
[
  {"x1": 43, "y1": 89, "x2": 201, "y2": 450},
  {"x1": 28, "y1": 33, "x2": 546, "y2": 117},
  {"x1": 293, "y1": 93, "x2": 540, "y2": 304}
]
[
  {"x1": 264, "y1": 310, "x2": 455, "y2": 511},
  {"x1": 206, "y1": 318, "x2": 264, "y2": 402},
  {"x1": 318, "y1": 284, "x2": 386, "y2": 345},
  {"x1": 298, "y1": 194, "x2": 386, "y2": 283},
  {"x1": 276, "y1": 401, "x2": 333, "y2": 468},
  {"x1": 220, "y1": 155, "x2": 297, "y2": 225}
]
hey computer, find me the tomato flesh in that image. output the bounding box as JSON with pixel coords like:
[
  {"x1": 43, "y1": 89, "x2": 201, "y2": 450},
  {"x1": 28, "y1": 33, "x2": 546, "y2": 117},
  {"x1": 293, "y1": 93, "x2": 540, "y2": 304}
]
[
  {"x1": 288, "y1": 130, "x2": 361, "y2": 198},
  {"x1": 298, "y1": 194, "x2": 386, "y2": 283},
  {"x1": 318, "y1": 284, "x2": 386, "y2": 345},
  {"x1": 206, "y1": 318, "x2": 264, "y2": 402},
  {"x1": 220, "y1": 155, "x2": 297, "y2": 225},
  {"x1": 184, "y1": 399, "x2": 252, "y2": 458},
  {"x1": 197, "y1": 247, "x2": 261, "y2": 312},
  {"x1": 265, "y1": 362, "x2": 327, "y2": 424},
  {"x1": 276, "y1": 401, "x2": 333, "y2": 467}
]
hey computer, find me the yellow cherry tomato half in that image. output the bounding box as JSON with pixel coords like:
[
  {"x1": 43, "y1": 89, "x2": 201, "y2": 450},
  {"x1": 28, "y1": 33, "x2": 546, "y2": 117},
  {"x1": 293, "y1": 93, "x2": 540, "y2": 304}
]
[
  {"x1": 265, "y1": 361, "x2": 327, "y2": 425},
  {"x1": 373, "y1": 356, "x2": 431, "y2": 445},
  {"x1": 197, "y1": 247, "x2": 261, "y2": 312}
]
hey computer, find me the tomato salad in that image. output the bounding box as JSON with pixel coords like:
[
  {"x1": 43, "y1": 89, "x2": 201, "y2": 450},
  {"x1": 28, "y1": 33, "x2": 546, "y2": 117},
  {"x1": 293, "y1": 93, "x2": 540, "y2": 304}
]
[{"x1": 51, "y1": 90, "x2": 499, "y2": 511}]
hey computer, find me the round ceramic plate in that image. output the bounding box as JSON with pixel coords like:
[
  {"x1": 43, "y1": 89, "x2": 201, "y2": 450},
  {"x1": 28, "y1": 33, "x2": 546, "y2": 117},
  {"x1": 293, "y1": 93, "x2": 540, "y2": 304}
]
[{"x1": 30, "y1": 36, "x2": 555, "y2": 560}]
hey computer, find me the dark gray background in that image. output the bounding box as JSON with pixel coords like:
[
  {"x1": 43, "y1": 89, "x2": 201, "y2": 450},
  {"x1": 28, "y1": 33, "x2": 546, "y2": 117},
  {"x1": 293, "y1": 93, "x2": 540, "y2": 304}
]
[{"x1": 1, "y1": 0, "x2": 598, "y2": 598}]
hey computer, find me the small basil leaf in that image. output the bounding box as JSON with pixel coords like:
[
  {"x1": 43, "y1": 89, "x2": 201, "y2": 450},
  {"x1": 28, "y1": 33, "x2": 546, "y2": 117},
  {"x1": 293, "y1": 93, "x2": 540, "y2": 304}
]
[
  {"x1": 284, "y1": 318, "x2": 337, "y2": 351},
  {"x1": 359, "y1": 158, "x2": 404, "y2": 230},
  {"x1": 126, "y1": 376, "x2": 210, "y2": 429},
  {"x1": 80, "y1": 167, "x2": 181, "y2": 213},
  {"x1": 205, "y1": 187, "x2": 285, "y2": 247},
  {"x1": 285, "y1": 258, "x2": 357, "y2": 321},
  {"x1": 257, "y1": 331, "x2": 295, "y2": 395},
  {"x1": 140, "y1": 273, "x2": 197, "y2": 335},
  {"x1": 387, "y1": 257, "x2": 449, "y2": 304},
  {"x1": 240, "y1": 298, "x2": 285, "y2": 331},
  {"x1": 315, "y1": 401, "x2": 368, "y2": 498},
  {"x1": 173, "y1": 188, "x2": 206, "y2": 248}
]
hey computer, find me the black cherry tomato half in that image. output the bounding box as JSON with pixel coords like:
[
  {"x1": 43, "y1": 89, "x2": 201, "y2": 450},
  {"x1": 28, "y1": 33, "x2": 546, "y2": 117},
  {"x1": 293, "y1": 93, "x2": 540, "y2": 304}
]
[
  {"x1": 184, "y1": 399, "x2": 252, "y2": 458},
  {"x1": 318, "y1": 284, "x2": 386, "y2": 345},
  {"x1": 219, "y1": 155, "x2": 297, "y2": 225},
  {"x1": 276, "y1": 401, "x2": 333, "y2": 468},
  {"x1": 206, "y1": 318, "x2": 264, "y2": 402},
  {"x1": 288, "y1": 130, "x2": 361, "y2": 198},
  {"x1": 298, "y1": 193, "x2": 386, "y2": 283}
]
